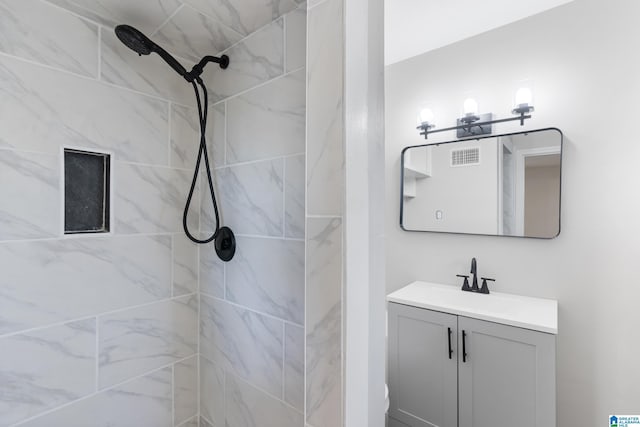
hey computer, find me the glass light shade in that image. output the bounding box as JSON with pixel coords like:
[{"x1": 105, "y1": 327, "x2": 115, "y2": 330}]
[
  {"x1": 463, "y1": 98, "x2": 478, "y2": 116},
  {"x1": 418, "y1": 108, "x2": 434, "y2": 125},
  {"x1": 515, "y1": 87, "x2": 533, "y2": 107}
]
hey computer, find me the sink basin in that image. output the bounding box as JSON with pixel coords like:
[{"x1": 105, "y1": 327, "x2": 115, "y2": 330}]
[{"x1": 387, "y1": 281, "x2": 558, "y2": 334}]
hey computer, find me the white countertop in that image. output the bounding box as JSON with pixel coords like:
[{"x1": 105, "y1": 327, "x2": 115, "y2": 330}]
[{"x1": 387, "y1": 281, "x2": 558, "y2": 334}]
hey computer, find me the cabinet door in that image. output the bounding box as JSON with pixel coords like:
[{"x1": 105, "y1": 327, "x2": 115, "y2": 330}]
[
  {"x1": 458, "y1": 316, "x2": 556, "y2": 427},
  {"x1": 388, "y1": 303, "x2": 458, "y2": 427}
]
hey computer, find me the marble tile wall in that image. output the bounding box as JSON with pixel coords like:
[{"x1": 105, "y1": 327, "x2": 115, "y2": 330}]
[
  {"x1": 0, "y1": 0, "x2": 315, "y2": 426},
  {"x1": 306, "y1": 0, "x2": 345, "y2": 426},
  {"x1": 0, "y1": 0, "x2": 201, "y2": 425},
  {"x1": 197, "y1": 5, "x2": 307, "y2": 426}
]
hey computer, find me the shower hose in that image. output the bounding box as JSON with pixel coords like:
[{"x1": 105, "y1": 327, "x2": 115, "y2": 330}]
[{"x1": 182, "y1": 77, "x2": 220, "y2": 244}]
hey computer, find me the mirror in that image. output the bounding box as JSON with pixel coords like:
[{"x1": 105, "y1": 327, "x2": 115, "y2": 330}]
[{"x1": 400, "y1": 128, "x2": 562, "y2": 238}]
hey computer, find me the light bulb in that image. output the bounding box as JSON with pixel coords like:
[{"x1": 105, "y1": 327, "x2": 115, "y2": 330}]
[
  {"x1": 515, "y1": 87, "x2": 533, "y2": 107},
  {"x1": 418, "y1": 108, "x2": 434, "y2": 125},
  {"x1": 463, "y1": 98, "x2": 478, "y2": 116}
]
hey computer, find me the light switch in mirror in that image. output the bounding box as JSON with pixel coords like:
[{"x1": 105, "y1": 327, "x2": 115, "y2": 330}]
[{"x1": 400, "y1": 128, "x2": 562, "y2": 238}]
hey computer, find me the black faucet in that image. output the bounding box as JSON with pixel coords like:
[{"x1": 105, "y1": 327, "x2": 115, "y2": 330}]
[
  {"x1": 458, "y1": 257, "x2": 493, "y2": 294},
  {"x1": 470, "y1": 257, "x2": 479, "y2": 291}
]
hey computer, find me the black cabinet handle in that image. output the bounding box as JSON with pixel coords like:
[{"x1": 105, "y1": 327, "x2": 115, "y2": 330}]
[
  {"x1": 462, "y1": 330, "x2": 467, "y2": 363},
  {"x1": 447, "y1": 327, "x2": 453, "y2": 359}
]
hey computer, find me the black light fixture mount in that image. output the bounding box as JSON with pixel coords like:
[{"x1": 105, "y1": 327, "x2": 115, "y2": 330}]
[{"x1": 456, "y1": 112, "x2": 493, "y2": 138}]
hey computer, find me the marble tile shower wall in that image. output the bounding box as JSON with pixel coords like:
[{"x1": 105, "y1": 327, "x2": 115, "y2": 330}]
[
  {"x1": 0, "y1": 1, "x2": 311, "y2": 427},
  {"x1": 197, "y1": 5, "x2": 308, "y2": 427},
  {"x1": 306, "y1": 0, "x2": 345, "y2": 426},
  {"x1": 0, "y1": 1, "x2": 200, "y2": 426}
]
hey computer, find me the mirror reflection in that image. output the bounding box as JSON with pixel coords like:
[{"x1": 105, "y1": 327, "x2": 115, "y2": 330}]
[{"x1": 401, "y1": 128, "x2": 562, "y2": 238}]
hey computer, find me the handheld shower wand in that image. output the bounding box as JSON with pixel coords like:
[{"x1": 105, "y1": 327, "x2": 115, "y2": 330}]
[
  {"x1": 114, "y1": 25, "x2": 229, "y2": 81},
  {"x1": 114, "y1": 25, "x2": 235, "y2": 262}
]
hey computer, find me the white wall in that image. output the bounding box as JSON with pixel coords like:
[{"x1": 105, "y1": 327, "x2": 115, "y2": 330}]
[
  {"x1": 344, "y1": 0, "x2": 386, "y2": 425},
  {"x1": 385, "y1": 0, "x2": 640, "y2": 425},
  {"x1": 403, "y1": 139, "x2": 499, "y2": 234}
]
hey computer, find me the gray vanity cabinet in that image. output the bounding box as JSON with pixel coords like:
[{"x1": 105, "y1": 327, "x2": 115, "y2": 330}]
[
  {"x1": 388, "y1": 302, "x2": 458, "y2": 427},
  {"x1": 457, "y1": 316, "x2": 556, "y2": 427},
  {"x1": 388, "y1": 303, "x2": 556, "y2": 427}
]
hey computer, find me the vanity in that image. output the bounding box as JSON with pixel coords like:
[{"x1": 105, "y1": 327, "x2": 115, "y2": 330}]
[{"x1": 387, "y1": 281, "x2": 557, "y2": 427}]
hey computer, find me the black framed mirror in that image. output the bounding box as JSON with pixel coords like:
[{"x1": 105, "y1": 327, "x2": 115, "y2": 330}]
[{"x1": 400, "y1": 128, "x2": 562, "y2": 238}]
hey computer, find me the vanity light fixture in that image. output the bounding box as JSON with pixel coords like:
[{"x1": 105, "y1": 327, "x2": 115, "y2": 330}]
[
  {"x1": 512, "y1": 87, "x2": 535, "y2": 125},
  {"x1": 457, "y1": 98, "x2": 493, "y2": 138},
  {"x1": 462, "y1": 98, "x2": 479, "y2": 121},
  {"x1": 416, "y1": 108, "x2": 435, "y2": 136},
  {"x1": 416, "y1": 88, "x2": 535, "y2": 139}
]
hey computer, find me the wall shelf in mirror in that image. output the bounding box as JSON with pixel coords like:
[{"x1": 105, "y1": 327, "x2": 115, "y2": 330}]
[{"x1": 402, "y1": 146, "x2": 432, "y2": 198}]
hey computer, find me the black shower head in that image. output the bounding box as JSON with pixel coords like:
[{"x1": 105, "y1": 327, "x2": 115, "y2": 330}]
[
  {"x1": 115, "y1": 25, "x2": 153, "y2": 56},
  {"x1": 114, "y1": 24, "x2": 188, "y2": 78}
]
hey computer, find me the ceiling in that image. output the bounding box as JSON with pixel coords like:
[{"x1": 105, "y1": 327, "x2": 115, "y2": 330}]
[
  {"x1": 46, "y1": 0, "x2": 302, "y2": 61},
  {"x1": 385, "y1": 0, "x2": 575, "y2": 66}
]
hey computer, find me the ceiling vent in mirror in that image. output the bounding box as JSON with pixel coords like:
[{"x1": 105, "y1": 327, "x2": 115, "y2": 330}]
[{"x1": 451, "y1": 147, "x2": 480, "y2": 167}]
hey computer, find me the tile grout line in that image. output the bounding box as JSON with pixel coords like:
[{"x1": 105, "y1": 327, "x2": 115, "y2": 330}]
[
  {"x1": 168, "y1": 101, "x2": 174, "y2": 171},
  {"x1": 171, "y1": 234, "x2": 175, "y2": 298},
  {"x1": 223, "y1": 252, "x2": 227, "y2": 301},
  {"x1": 214, "y1": 152, "x2": 306, "y2": 169},
  {"x1": 10, "y1": 354, "x2": 197, "y2": 427},
  {"x1": 172, "y1": 363, "x2": 176, "y2": 427},
  {"x1": 283, "y1": 13, "x2": 288, "y2": 73},
  {"x1": 176, "y1": 414, "x2": 198, "y2": 427},
  {"x1": 200, "y1": 292, "x2": 304, "y2": 329},
  {"x1": 196, "y1": 222, "x2": 202, "y2": 421},
  {"x1": 210, "y1": 65, "x2": 305, "y2": 107},
  {"x1": 95, "y1": 316, "x2": 100, "y2": 393},
  {"x1": 0, "y1": 292, "x2": 197, "y2": 341},
  {"x1": 223, "y1": 367, "x2": 227, "y2": 425},
  {"x1": 0, "y1": 231, "x2": 182, "y2": 246},
  {"x1": 168, "y1": 2, "x2": 245, "y2": 43},
  {"x1": 201, "y1": 413, "x2": 216, "y2": 427},
  {"x1": 97, "y1": 25, "x2": 102, "y2": 80},
  {"x1": 200, "y1": 353, "x2": 303, "y2": 417},
  {"x1": 283, "y1": 157, "x2": 287, "y2": 239},
  {"x1": 196, "y1": 232, "x2": 305, "y2": 242},
  {"x1": 282, "y1": 321, "x2": 287, "y2": 402},
  {"x1": 41, "y1": 0, "x2": 106, "y2": 27},
  {"x1": 150, "y1": 4, "x2": 185, "y2": 38},
  {"x1": 308, "y1": 0, "x2": 332, "y2": 10},
  {"x1": 223, "y1": 100, "x2": 228, "y2": 168},
  {"x1": 212, "y1": 13, "x2": 285, "y2": 59},
  {"x1": 0, "y1": 148, "x2": 187, "y2": 171},
  {"x1": 0, "y1": 50, "x2": 195, "y2": 108},
  {"x1": 304, "y1": 2, "x2": 310, "y2": 421},
  {"x1": 42, "y1": 0, "x2": 198, "y2": 74}
]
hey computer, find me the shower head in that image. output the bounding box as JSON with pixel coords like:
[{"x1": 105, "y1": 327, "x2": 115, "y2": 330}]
[
  {"x1": 114, "y1": 24, "x2": 188, "y2": 79},
  {"x1": 115, "y1": 25, "x2": 153, "y2": 55}
]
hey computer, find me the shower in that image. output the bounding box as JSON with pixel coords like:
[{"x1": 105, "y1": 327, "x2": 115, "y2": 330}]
[{"x1": 115, "y1": 25, "x2": 235, "y2": 262}]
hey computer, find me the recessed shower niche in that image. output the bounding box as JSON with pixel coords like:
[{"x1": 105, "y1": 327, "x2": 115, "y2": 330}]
[{"x1": 64, "y1": 148, "x2": 111, "y2": 234}]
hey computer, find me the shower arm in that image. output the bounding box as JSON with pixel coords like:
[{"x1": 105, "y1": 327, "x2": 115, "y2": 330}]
[{"x1": 185, "y1": 55, "x2": 230, "y2": 82}]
